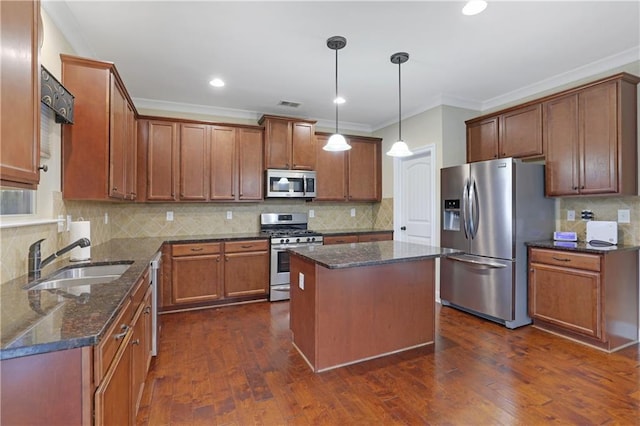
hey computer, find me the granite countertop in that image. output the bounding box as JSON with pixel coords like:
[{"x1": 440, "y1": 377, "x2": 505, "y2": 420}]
[
  {"x1": 526, "y1": 240, "x2": 640, "y2": 254},
  {"x1": 318, "y1": 228, "x2": 393, "y2": 236},
  {"x1": 0, "y1": 233, "x2": 266, "y2": 361},
  {"x1": 288, "y1": 240, "x2": 462, "y2": 269}
]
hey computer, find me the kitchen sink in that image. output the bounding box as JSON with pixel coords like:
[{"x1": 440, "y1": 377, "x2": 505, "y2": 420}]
[{"x1": 25, "y1": 263, "x2": 132, "y2": 291}]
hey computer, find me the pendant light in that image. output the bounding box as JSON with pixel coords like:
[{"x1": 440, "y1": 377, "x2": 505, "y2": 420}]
[
  {"x1": 386, "y1": 52, "x2": 413, "y2": 157},
  {"x1": 323, "y1": 36, "x2": 351, "y2": 152}
]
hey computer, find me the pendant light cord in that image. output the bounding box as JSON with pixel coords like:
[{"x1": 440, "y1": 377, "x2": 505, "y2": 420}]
[
  {"x1": 398, "y1": 60, "x2": 402, "y2": 141},
  {"x1": 335, "y1": 47, "x2": 339, "y2": 134}
]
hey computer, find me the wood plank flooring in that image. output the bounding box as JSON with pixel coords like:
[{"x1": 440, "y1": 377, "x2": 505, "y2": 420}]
[{"x1": 136, "y1": 302, "x2": 640, "y2": 425}]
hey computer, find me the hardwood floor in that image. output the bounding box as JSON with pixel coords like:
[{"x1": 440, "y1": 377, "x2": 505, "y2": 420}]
[{"x1": 136, "y1": 302, "x2": 640, "y2": 425}]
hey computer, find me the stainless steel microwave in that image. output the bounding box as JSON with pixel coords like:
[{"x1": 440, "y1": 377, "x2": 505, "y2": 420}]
[{"x1": 265, "y1": 169, "x2": 317, "y2": 198}]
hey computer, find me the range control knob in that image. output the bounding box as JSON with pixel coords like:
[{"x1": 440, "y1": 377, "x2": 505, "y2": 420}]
[
  {"x1": 296, "y1": 238, "x2": 301, "y2": 243},
  {"x1": 285, "y1": 238, "x2": 290, "y2": 243},
  {"x1": 280, "y1": 239, "x2": 285, "y2": 244}
]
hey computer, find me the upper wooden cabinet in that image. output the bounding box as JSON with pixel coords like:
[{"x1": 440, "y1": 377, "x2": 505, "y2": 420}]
[
  {"x1": 544, "y1": 74, "x2": 639, "y2": 197},
  {"x1": 315, "y1": 133, "x2": 382, "y2": 202},
  {"x1": 137, "y1": 119, "x2": 178, "y2": 202},
  {"x1": 466, "y1": 104, "x2": 542, "y2": 163},
  {"x1": 0, "y1": 0, "x2": 41, "y2": 188},
  {"x1": 259, "y1": 115, "x2": 316, "y2": 170},
  {"x1": 61, "y1": 54, "x2": 138, "y2": 200}
]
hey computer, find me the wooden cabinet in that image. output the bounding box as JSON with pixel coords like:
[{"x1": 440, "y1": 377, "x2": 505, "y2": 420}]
[
  {"x1": 324, "y1": 231, "x2": 393, "y2": 245},
  {"x1": 0, "y1": 0, "x2": 41, "y2": 188},
  {"x1": 95, "y1": 269, "x2": 152, "y2": 426},
  {"x1": 466, "y1": 104, "x2": 542, "y2": 163},
  {"x1": 171, "y1": 242, "x2": 223, "y2": 304},
  {"x1": 224, "y1": 240, "x2": 269, "y2": 297},
  {"x1": 162, "y1": 239, "x2": 269, "y2": 311},
  {"x1": 528, "y1": 247, "x2": 639, "y2": 352},
  {"x1": 138, "y1": 119, "x2": 178, "y2": 201},
  {"x1": 181, "y1": 124, "x2": 264, "y2": 201},
  {"x1": 315, "y1": 133, "x2": 382, "y2": 202},
  {"x1": 544, "y1": 74, "x2": 639, "y2": 197},
  {"x1": 61, "y1": 54, "x2": 138, "y2": 200},
  {"x1": 260, "y1": 115, "x2": 316, "y2": 170}
]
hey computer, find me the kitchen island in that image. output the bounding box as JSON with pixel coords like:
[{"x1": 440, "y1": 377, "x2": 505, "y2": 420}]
[{"x1": 288, "y1": 241, "x2": 461, "y2": 372}]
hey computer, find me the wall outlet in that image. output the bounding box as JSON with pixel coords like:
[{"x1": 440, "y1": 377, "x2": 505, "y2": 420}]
[
  {"x1": 66, "y1": 215, "x2": 72, "y2": 231},
  {"x1": 166, "y1": 211, "x2": 174, "y2": 221},
  {"x1": 567, "y1": 210, "x2": 575, "y2": 221},
  {"x1": 298, "y1": 272, "x2": 305, "y2": 290},
  {"x1": 226, "y1": 211, "x2": 232, "y2": 220},
  {"x1": 618, "y1": 209, "x2": 630, "y2": 223},
  {"x1": 104, "y1": 212, "x2": 109, "y2": 225},
  {"x1": 350, "y1": 208, "x2": 356, "y2": 217},
  {"x1": 309, "y1": 209, "x2": 315, "y2": 218},
  {"x1": 57, "y1": 215, "x2": 65, "y2": 233}
]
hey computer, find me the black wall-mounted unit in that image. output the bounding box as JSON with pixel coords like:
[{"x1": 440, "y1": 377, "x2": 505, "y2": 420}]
[{"x1": 41, "y1": 66, "x2": 74, "y2": 124}]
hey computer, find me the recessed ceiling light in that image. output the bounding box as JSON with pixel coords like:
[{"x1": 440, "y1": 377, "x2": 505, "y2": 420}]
[
  {"x1": 462, "y1": 0, "x2": 487, "y2": 16},
  {"x1": 334, "y1": 96, "x2": 345, "y2": 104},
  {"x1": 209, "y1": 78, "x2": 225, "y2": 87}
]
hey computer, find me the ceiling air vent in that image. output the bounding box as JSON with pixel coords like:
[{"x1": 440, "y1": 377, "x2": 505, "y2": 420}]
[{"x1": 278, "y1": 100, "x2": 301, "y2": 108}]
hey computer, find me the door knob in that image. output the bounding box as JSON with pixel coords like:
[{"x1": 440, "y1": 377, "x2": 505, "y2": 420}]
[{"x1": 400, "y1": 226, "x2": 406, "y2": 231}]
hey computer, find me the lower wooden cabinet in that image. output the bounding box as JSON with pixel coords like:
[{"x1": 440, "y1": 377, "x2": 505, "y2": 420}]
[
  {"x1": 324, "y1": 231, "x2": 393, "y2": 245},
  {"x1": 528, "y1": 247, "x2": 639, "y2": 351},
  {"x1": 162, "y1": 239, "x2": 269, "y2": 311}
]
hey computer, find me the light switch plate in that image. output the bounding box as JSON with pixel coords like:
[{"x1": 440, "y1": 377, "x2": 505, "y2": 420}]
[
  {"x1": 618, "y1": 209, "x2": 630, "y2": 223},
  {"x1": 350, "y1": 208, "x2": 356, "y2": 217},
  {"x1": 226, "y1": 211, "x2": 232, "y2": 220},
  {"x1": 104, "y1": 212, "x2": 109, "y2": 225},
  {"x1": 298, "y1": 272, "x2": 305, "y2": 290},
  {"x1": 309, "y1": 209, "x2": 315, "y2": 218},
  {"x1": 166, "y1": 211, "x2": 174, "y2": 221},
  {"x1": 567, "y1": 210, "x2": 575, "y2": 221},
  {"x1": 57, "y1": 215, "x2": 65, "y2": 233}
]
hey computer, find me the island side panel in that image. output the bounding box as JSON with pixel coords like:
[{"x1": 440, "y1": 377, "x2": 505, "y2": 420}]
[
  {"x1": 603, "y1": 250, "x2": 639, "y2": 350},
  {"x1": 315, "y1": 259, "x2": 435, "y2": 372},
  {"x1": 290, "y1": 254, "x2": 317, "y2": 369}
]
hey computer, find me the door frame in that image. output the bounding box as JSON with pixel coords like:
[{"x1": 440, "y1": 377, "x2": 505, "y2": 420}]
[{"x1": 392, "y1": 144, "x2": 437, "y2": 245}]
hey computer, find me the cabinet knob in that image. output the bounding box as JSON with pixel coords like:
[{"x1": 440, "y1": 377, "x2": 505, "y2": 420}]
[
  {"x1": 581, "y1": 186, "x2": 585, "y2": 190},
  {"x1": 144, "y1": 306, "x2": 151, "y2": 314},
  {"x1": 112, "y1": 187, "x2": 118, "y2": 191},
  {"x1": 132, "y1": 339, "x2": 140, "y2": 346},
  {"x1": 572, "y1": 186, "x2": 578, "y2": 190},
  {"x1": 38, "y1": 164, "x2": 48, "y2": 172},
  {"x1": 493, "y1": 154, "x2": 497, "y2": 158}
]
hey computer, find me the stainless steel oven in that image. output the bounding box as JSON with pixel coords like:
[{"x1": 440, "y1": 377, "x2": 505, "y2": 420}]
[{"x1": 261, "y1": 213, "x2": 323, "y2": 301}]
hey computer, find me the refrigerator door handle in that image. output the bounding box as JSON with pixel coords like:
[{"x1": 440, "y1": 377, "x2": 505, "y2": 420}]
[
  {"x1": 448, "y1": 254, "x2": 507, "y2": 269},
  {"x1": 469, "y1": 179, "x2": 479, "y2": 240},
  {"x1": 461, "y1": 181, "x2": 469, "y2": 239}
]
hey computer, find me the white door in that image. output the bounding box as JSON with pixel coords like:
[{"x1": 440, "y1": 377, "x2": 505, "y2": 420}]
[{"x1": 393, "y1": 145, "x2": 436, "y2": 246}]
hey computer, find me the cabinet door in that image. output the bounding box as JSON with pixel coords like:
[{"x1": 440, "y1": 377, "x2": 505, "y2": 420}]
[
  {"x1": 264, "y1": 118, "x2": 291, "y2": 169},
  {"x1": 348, "y1": 137, "x2": 381, "y2": 201},
  {"x1": 315, "y1": 134, "x2": 347, "y2": 201},
  {"x1": 95, "y1": 327, "x2": 132, "y2": 426},
  {"x1": 210, "y1": 126, "x2": 236, "y2": 201},
  {"x1": 529, "y1": 263, "x2": 602, "y2": 339},
  {"x1": 543, "y1": 94, "x2": 580, "y2": 196},
  {"x1": 467, "y1": 117, "x2": 498, "y2": 163},
  {"x1": 500, "y1": 104, "x2": 542, "y2": 158},
  {"x1": 180, "y1": 123, "x2": 209, "y2": 201},
  {"x1": 130, "y1": 287, "x2": 151, "y2": 422},
  {"x1": 224, "y1": 251, "x2": 269, "y2": 297},
  {"x1": 172, "y1": 254, "x2": 223, "y2": 304},
  {"x1": 147, "y1": 121, "x2": 178, "y2": 201},
  {"x1": 237, "y1": 127, "x2": 264, "y2": 200},
  {"x1": 579, "y1": 81, "x2": 618, "y2": 195},
  {"x1": 0, "y1": 0, "x2": 41, "y2": 188},
  {"x1": 109, "y1": 79, "x2": 127, "y2": 199},
  {"x1": 125, "y1": 103, "x2": 137, "y2": 200},
  {"x1": 291, "y1": 122, "x2": 316, "y2": 170}
]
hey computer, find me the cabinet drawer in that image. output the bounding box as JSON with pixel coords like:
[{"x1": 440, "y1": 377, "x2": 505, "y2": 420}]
[
  {"x1": 130, "y1": 269, "x2": 150, "y2": 310},
  {"x1": 225, "y1": 239, "x2": 269, "y2": 253},
  {"x1": 172, "y1": 242, "x2": 221, "y2": 257},
  {"x1": 358, "y1": 232, "x2": 393, "y2": 242},
  {"x1": 530, "y1": 248, "x2": 601, "y2": 272},
  {"x1": 324, "y1": 235, "x2": 358, "y2": 245},
  {"x1": 94, "y1": 297, "x2": 132, "y2": 383}
]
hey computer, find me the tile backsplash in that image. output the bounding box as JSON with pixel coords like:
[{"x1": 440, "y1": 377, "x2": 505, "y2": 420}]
[
  {"x1": 558, "y1": 196, "x2": 640, "y2": 245},
  {"x1": 1, "y1": 197, "x2": 392, "y2": 284}
]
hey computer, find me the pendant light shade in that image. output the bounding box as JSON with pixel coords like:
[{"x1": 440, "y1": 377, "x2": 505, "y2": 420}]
[
  {"x1": 387, "y1": 52, "x2": 413, "y2": 158},
  {"x1": 324, "y1": 36, "x2": 351, "y2": 152}
]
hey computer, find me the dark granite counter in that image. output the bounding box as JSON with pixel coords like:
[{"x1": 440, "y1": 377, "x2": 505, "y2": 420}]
[
  {"x1": 288, "y1": 240, "x2": 462, "y2": 269},
  {"x1": 0, "y1": 233, "x2": 266, "y2": 360},
  {"x1": 526, "y1": 240, "x2": 640, "y2": 254},
  {"x1": 318, "y1": 228, "x2": 393, "y2": 236}
]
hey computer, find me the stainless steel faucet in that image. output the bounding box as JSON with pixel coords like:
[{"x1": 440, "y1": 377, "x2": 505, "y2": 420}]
[{"x1": 28, "y1": 238, "x2": 91, "y2": 279}]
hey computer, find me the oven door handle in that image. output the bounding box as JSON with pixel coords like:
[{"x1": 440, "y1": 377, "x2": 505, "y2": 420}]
[{"x1": 274, "y1": 285, "x2": 290, "y2": 292}]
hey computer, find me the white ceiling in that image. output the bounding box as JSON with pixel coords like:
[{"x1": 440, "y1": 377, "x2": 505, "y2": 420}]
[{"x1": 44, "y1": 1, "x2": 640, "y2": 132}]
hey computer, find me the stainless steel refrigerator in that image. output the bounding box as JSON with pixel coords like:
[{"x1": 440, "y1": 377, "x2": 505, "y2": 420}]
[{"x1": 440, "y1": 157, "x2": 554, "y2": 329}]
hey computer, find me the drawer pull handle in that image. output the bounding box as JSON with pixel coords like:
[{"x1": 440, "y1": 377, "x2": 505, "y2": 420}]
[
  {"x1": 114, "y1": 324, "x2": 129, "y2": 341},
  {"x1": 190, "y1": 247, "x2": 204, "y2": 252},
  {"x1": 552, "y1": 256, "x2": 571, "y2": 262},
  {"x1": 241, "y1": 245, "x2": 253, "y2": 249}
]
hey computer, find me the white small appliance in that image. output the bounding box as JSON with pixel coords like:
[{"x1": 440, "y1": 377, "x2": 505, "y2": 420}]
[{"x1": 586, "y1": 221, "x2": 618, "y2": 245}]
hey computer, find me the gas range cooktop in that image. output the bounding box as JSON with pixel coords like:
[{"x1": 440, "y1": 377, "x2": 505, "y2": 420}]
[{"x1": 260, "y1": 213, "x2": 323, "y2": 245}]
